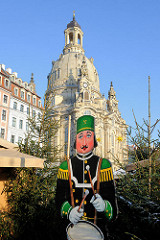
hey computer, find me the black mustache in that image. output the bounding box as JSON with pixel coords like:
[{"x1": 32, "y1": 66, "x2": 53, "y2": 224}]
[{"x1": 81, "y1": 145, "x2": 88, "y2": 149}]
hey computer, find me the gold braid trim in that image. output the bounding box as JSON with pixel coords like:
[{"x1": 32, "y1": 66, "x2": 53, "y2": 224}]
[
  {"x1": 57, "y1": 168, "x2": 69, "y2": 180},
  {"x1": 100, "y1": 167, "x2": 113, "y2": 182}
]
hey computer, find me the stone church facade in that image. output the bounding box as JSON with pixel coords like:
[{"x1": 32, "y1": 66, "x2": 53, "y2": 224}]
[{"x1": 46, "y1": 14, "x2": 128, "y2": 169}]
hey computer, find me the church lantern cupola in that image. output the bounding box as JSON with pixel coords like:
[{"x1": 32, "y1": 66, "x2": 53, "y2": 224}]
[{"x1": 63, "y1": 12, "x2": 84, "y2": 54}]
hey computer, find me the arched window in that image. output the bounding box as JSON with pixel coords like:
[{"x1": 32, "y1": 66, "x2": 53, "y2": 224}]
[
  {"x1": 84, "y1": 110, "x2": 91, "y2": 115},
  {"x1": 111, "y1": 133, "x2": 114, "y2": 147},
  {"x1": 78, "y1": 34, "x2": 81, "y2": 45},
  {"x1": 84, "y1": 91, "x2": 89, "y2": 101},
  {"x1": 69, "y1": 32, "x2": 73, "y2": 43}
]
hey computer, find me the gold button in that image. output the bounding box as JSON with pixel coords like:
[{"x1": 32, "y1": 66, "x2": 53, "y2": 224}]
[
  {"x1": 109, "y1": 213, "x2": 111, "y2": 216},
  {"x1": 84, "y1": 200, "x2": 87, "y2": 205},
  {"x1": 65, "y1": 212, "x2": 67, "y2": 215},
  {"x1": 84, "y1": 189, "x2": 87, "y2": 192},
  {"x1": 73, "y1": 189, "x2": 75, "y2": 192},
  {"x1": 84, "y1": 160, "x2": 87, "y2": 164},
  {"x1": 84, "y1": 180, "x2": 87, "y2": 183},
  {"x1": 84, "y1": 170, "x2": 87, "y2": 174},
  {"x1": 106, "y1": 210, "x2": 108, "y2": 213},
  {"x1": 83, "y1": 212, "x2": 87, "y2": 216},
  {"x1": 63, "y1": 211, "x2": 65, "y2": 214},
  {"x1": 94, "y1": 190, "x2": 97, "y2": 193},
  {"x1": 75, "y1": 199, "x2": 79, "y2": 203}
]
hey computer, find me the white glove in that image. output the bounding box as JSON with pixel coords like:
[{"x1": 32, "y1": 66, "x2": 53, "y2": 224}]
[
  {"x1": 90, "y1": 194, "x2": 105, "y2": 212},
  {"x1": 69, "y1": 206, "x2": 84, "y2": 225}
]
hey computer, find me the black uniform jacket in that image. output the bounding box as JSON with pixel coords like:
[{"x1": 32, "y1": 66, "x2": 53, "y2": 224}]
[{"x1": 56, "y1": 152, "x2": 118, "y2": 225}]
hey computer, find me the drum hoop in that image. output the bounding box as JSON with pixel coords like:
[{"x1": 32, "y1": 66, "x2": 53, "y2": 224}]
[{"x1": 66, "y1": 220, "x2": 104, "y2": 240}]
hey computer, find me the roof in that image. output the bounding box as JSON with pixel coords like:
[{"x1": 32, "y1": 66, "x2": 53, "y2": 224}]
[
  {"x1": 125, "y1": 159, "x2": 160, "y2": 172},
  {"x1": 0, "y1": 138, "x2": 45, "y2": 168},
  {"x1": 67, "y1": 15, "x2": 81, "y2": 29}
]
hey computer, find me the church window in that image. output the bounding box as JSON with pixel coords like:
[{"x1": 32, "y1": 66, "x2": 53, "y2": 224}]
[
  {"x1": 78, "y1": 34, "x2": 81, "y2": 45},
  {"x1": 58, "y1": 69, "x2": 60, "y2": 79},
  {"x1": 83, "y1": 91, "x2": 89, "y2": 101},
  {"x1": 69, "y1": 32, "x2": 73, "y2": 43},
  {"x1": 77, "y1": 68, "x2": 81, "y2": 76},
  {"x1": 53, "y1": 71, "x2": 56, "y2": 80},
  {"x1": 84, "y1": 110, "x2": 91, "y2": 115},
  {"x1": 111, "y1": 133, "x2": 114, "y2": 146}
]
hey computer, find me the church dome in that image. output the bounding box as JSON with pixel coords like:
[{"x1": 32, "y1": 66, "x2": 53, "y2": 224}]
[{"x1": 49, "y1": 53, "x2": 99, "y2": 92}]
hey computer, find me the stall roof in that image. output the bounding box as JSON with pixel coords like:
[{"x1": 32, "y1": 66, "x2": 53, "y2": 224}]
[{"x1": 0, "y1": 138, "x2": 45, "y2": 168}]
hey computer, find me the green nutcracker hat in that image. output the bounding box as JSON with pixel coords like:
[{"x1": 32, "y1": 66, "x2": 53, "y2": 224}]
[{"x1": 77, "y1": 115, "x2": 95, "y2": 134}]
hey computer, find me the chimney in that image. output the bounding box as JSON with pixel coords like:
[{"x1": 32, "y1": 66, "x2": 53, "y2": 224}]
[
  {"x1": 6, "y1": 68, "x2": 12, "y2": 74},
  {"x1": 13, "y1": 72, "x2": 18, "y2": 78},
  {"x1": 0, "y1": 64, "x2": 5, "y2": 70}
]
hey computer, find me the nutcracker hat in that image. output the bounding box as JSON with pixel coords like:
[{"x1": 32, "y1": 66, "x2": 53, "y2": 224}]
[{"x1": 77, "y1": 115, "x2": 95, "y2": 134}]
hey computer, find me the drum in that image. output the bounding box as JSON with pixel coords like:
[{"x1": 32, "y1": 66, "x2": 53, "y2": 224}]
[{"x1": 66, "y1": 220, "x2": 104, "y2": 240}]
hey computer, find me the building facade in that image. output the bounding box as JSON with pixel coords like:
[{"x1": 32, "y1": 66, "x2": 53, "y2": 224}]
[
  {"x1": 0, "y1": 64, "x2": 43, "y2": 144},
  {"x1": 46, "y1": 14, "x2": 128, "y2": 169}
]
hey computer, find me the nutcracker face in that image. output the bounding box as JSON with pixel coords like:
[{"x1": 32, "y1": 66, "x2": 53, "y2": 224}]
[{"x1": 76, "y1": 130, "x2": 94, "y2": 154}]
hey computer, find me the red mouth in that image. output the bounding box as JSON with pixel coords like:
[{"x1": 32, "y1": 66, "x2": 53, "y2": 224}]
[{"x1": 81, "y1": 145, "x2": 88, "y2": 150}]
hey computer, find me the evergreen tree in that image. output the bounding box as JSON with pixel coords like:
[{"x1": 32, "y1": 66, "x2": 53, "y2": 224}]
[{"x1": 0, "y1": 96, "x2": 60, "y2": 240}]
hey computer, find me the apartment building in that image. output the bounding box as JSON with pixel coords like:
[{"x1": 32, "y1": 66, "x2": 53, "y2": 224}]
[{"x1": 0, "y1": 64, "x2": 43, "y2": 144}]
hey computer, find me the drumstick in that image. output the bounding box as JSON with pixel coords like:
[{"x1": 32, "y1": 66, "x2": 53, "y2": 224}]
[
  {"x1": 78, "y1": 189, "x2": 89, "y2": 212},
  {"x1": 86, "y1": 165, "x2": 96, "y2": 199},
  {"x1": 67, "y1": 115, "x2": 75, "y2": 208}
]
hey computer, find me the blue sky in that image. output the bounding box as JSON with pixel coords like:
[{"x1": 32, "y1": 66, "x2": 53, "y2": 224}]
[{"x1": 1, "y1": 0, "x2": 160, "y2": 139}]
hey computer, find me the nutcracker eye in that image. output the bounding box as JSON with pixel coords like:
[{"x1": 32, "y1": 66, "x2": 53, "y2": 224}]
[
  {"x1": 78, "y1": 133, "x2": 83, "y2": 139},
  {"x1": 87, "y1": 131, "x2": 92, "y2": 138}
]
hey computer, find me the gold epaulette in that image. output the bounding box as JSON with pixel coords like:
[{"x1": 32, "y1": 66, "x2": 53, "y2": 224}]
[
  {"x1": 57, "y1": 168, "x2": 69, "y2": 180},
  {"x1": 100, "y1": 167, "x2": 113, "y2": 182}
]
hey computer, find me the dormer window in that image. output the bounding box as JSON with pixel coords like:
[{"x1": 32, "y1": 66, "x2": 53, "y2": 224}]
[{"x1": 5, "y1": 79, "x2": 9, "y2": 88}]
